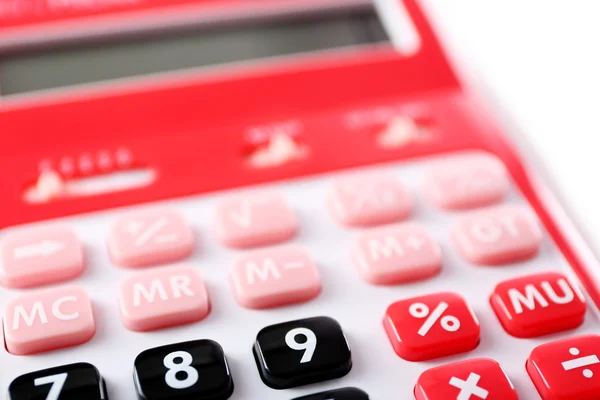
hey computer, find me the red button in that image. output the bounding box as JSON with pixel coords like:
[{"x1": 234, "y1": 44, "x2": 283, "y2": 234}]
[
  {"x1": 383, "y1": 292, "x2": 480, "y2": 361},
  {"x1": 527, "y1": 335, "x2": 600, "y2": 400},
  {"x1": 490, "y1": 272, "x2": 586, "y2": 338},
  {"x1": 415, "y1": 358, "x2": 519, "y2": 400}
]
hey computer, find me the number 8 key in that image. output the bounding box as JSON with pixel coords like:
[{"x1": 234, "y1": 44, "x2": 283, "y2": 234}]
[{"x1": 133, "y1": 339, "x2": 234, "y2": 400}]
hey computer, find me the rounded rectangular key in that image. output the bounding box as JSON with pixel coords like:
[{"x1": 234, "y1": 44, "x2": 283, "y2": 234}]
[
  {"x1": 9, "y1": 362, "x2": 108, "y2": 400},
  {"x1": 253, "y1": 316, "x2": 352, "y2": 389},
  {"x1": 452, "y1": 206, "x2": 542, "y2": 265},
  {"x1": 423, "y1": 152, "x2": 509, "y2": 210},
  {"x1": 490, "y1": 272, "x2": 586, "y2": 338},
  {"x1": 3, "y1": 286, "x2": 95, "y2": 355},
  {"x1": 327, "y1": 172, "x2": 412, "y2": 227},
  {"x1": 119, "y1": 265, "x2": 210, "y2": 332},
  {"x1": 134, "y1": 339, "x2": 234, "y2": 400},
  {"x1": 415, "y1": 358, "x2": 518, "y2": 400},
  {"x1": 214, "y1": 191, "x2": 298, "y2": 248},
  {"x1": 292, "y1": 387, "x2": 369, "y2": 399},
  {"x1": 0, "y1": 226, "x2": 84, "y2": 289},
  {"x1": 527, "y1": 335, "x2": 600, "y2": 400},
  {"x1": 108, "y1": 209, "x2": 194, "y2": 268},
  {"x1": 352, "y1": 223, "x2": 441, "y2": 285},
  {"x1": 229, "y1": 245, "x2": 321, "y2": 309},
  {"x1": 383, "y1": 292, "x2": 480, "y2": 361}
]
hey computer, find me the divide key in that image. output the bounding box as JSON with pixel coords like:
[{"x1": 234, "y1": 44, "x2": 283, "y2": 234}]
[{"x1": 292, "y1": 387, "x2": 369, "y2": 399}]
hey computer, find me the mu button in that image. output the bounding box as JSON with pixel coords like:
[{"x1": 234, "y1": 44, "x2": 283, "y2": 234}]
[
  {"x1": 490, "y1": 272, "x2": 586, "y2": 338},
  {"x1": 253, "y1": 316, "x2": 352, "y2": 389}
]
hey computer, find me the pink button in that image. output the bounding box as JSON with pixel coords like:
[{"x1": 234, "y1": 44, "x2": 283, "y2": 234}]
[
  {"x1": 215, "y1": 192, "x2": 298, "y2": 248},
  {"x1": 352, "y1": 223, "x2": 442, "y2": 285},
  {"x1": 229, "y1": 245, "x2": 321, "y2": 309},
  {"x1": 423, "y1": 152, "x2": 509, "y2": 210},
  {"x1": 0, "y1": 226, "x2": 84, "y2": 289},
  {"x1": 118, "y1": 265, "x2": 210, "y2": 332},
  {"x1": 3, "y1": 286, "x2": 95, "y2": 355},
  {"x1": 453, "y1": 206, "x2": 543, "y2": 265},
  {"x1": 108, "y1": 209, "x2": 194, "y2": 268},
  {"x1": 327, "y1": 172, "x2": 412, "y2": 227}
]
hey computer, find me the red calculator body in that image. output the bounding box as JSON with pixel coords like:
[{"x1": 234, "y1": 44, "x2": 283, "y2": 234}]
[{"x1": 1, "y1": 1, "x2": 599, "y2": 399}]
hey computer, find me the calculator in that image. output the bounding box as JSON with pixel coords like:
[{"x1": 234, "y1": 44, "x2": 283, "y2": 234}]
[{"x1": 2, "y1": 1, "x2": 600, "y2": 399}]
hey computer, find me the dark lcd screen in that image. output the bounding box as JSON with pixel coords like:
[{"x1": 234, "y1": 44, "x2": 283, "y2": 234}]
[{"x1": 0, "y1": 6, "x2": 388, "y2": 95}]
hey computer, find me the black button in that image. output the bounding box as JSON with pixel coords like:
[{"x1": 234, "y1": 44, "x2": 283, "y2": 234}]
[
  {"x1": 134, "y1": 339, "x2": 234, "y2": 400},
  {"x1": 8, "y1": 362, "x2": 108, "y2": 400},
  {"x1": 292, "y1": 387, "x2": 369, "y2": 399},
  {"x1": 253, "y1": 316, "x2": 352, "y2": 389}
]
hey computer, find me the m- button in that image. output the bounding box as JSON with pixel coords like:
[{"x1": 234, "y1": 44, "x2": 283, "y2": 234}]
[
  {"x1": 229, "y1": 245, "x2": 321, "y2": 309},
  {"x1": 490, "y1": 272, "x2": 586, "y2": 337}
]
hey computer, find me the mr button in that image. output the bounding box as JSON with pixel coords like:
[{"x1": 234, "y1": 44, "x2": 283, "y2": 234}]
[
  {"x1": 253, "y1": 317, "x2": 352, "y2": 389},
  {"x1": 490, "y1": 272, "x2": 586, "y2": 337}
]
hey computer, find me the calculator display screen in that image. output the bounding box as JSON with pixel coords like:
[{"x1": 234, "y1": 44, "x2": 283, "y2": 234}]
[{"x1": 0, "y1": 7, "x2": 388, "y2": 96}]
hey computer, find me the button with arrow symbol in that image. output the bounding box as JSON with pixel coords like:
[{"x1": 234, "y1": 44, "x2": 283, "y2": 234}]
[{"x1": 0, "y1": 226, "x2": 84, "y2": 289}]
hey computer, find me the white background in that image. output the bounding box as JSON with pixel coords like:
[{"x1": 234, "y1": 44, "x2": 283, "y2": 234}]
[{"x1": 421, "y1": 0, "x2": 600, "y2": 253}]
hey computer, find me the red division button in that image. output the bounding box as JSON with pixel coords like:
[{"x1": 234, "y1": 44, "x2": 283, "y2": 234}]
[
  {"x1": 383, "y1": 292, "x2": 480, "y2": 361},
  {"x1": 527, "y1": 335, "x2": 600, "y2": 400}
]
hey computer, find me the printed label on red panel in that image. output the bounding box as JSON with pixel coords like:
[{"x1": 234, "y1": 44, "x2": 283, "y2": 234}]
[{"x1": 490, "y1": 272, "x2": 586, "y2": 338}]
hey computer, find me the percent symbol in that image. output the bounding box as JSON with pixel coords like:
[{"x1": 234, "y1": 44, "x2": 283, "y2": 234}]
[{"x1": 409, "y1": 301, "x2": 461, "y2": 336}]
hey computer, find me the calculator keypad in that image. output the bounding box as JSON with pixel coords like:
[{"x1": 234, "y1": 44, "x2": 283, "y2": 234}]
[
  {"x1": 118, "y1": 265, "x2": 210, "y2": 332},
  {"x1": 0, "y1": 226, "x2": 84, "y2": 289},
  {"x1": 134, "y1": 339, "x2": 234, "y2": 400},
  {"x1": 0, "y1": 151, "x2": 597, "y2": 399},
  {"x1": 292, "y1": 387, "x2": 369, "y2": 399},
  {"x1": 384, "y1": 292, "x2": 480, "y2": 361},
  {"x1": 214, "y1": 192, "x2": 298, "y2": 248},
  {"x1": 490, "y1": 272, "x2": 586, "y2": 338},
  {"x1": 422, "y1": 152, "x2": 509, "y2": 210},
  {"x1": 253, "y1": 316, "x2": 352, "y2": 389},
  {"x1": 229, "y1": 245, "x2": 321, "y2": 309},
  {"x1": 327, "y1": 172, "x2": 412, "y2": 227},
  {"x1": 108, "y1": 209, "x2": 194, "y2": 268},
  {"x1": 3, "y1": 286, "x2": 95, "y2": 355},
  {"x1": 452, "y1": 205, "x2": 543, "y2": 265},
  {"x1": 352, "y1": 223, "x2": 441, "y2": 285},
  {"x1": 415, "y1": 358, "x2": 518, "y2": 400},
  {"x1": 8, "y1": 362, "x2": 108, "y2": 400}
]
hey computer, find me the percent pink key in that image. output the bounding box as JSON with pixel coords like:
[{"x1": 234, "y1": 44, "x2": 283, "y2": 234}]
[
  {"x1": 108, "y1": 209, "x2": 194, "y2": 268},
  {"x1": 3, "y1": 286, "x2": 96, "y2": 355},
  {"x1": 0, "y1": 226, "x2": 84, "y2": 289},
  {"x1": 327, "y1": 172, "x2": 412, "y2": 227}
]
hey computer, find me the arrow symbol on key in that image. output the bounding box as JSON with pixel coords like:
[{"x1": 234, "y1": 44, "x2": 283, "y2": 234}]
[{"x1": 13, "y1": 240, "x2": 66, "y2": 260}]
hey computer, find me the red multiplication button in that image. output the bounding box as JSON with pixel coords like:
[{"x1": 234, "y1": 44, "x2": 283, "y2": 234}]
[
  {"x1": 490, "y1": 272, "x2": 586, "y2": 338},
  {"x1": 527, "y1": 335, "x2": 600, "y2": 400},
  {"x1": 383, "y1": 292, "x2": 480, "y2": 361},
  {"x1": 415, "y1": 358, "x2": 519, "y2": 400}
]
